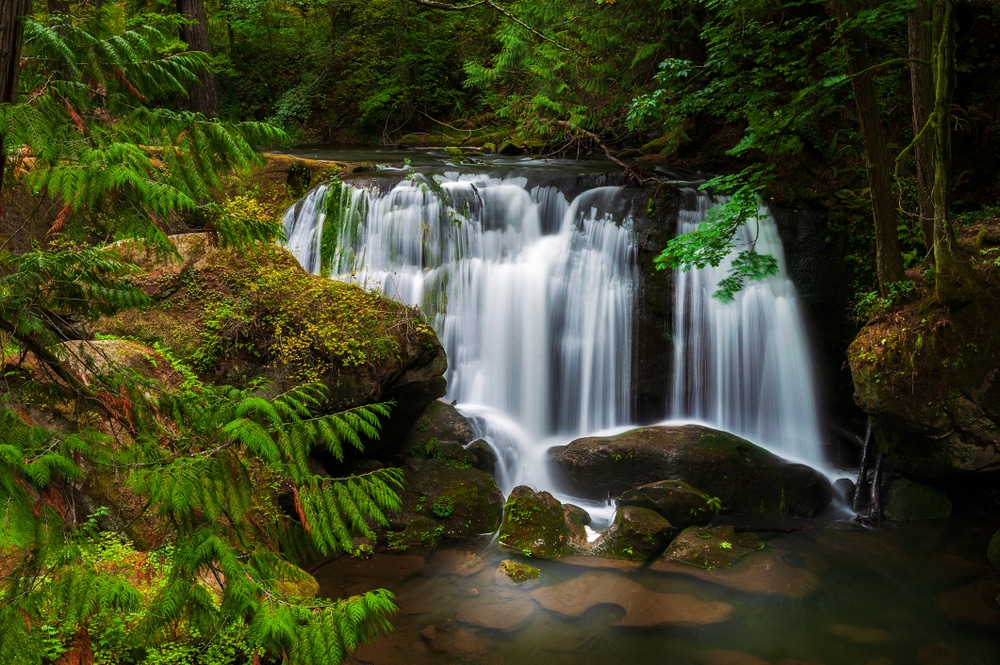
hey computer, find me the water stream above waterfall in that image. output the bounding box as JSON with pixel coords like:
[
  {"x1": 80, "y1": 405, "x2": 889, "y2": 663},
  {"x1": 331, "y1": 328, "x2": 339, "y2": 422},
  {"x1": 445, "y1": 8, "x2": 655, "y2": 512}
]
[{"x1": 282, "y1": 158, "x2": 829, "y2": 501}]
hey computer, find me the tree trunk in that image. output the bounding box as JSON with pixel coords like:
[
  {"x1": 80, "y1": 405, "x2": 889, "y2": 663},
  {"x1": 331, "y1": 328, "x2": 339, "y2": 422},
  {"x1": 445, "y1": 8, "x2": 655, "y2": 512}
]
[
  {"x1": 931, "y1": 0, "x2": 968, "y2": 304},
  {"x1": 0, "y1": 0, "x2": 31, "y2": 203},
  {"x1": 47, "y1": 0, "x2": 71, "y2": 16},
  {"x1": 908, "y1": 0, "x2": 934, "y2": 253},
  {"x1": 832, "y1": 0, "x2": 906, "y2": 295},
  {"x1": 177, "y1": 0, "x2": 219, "y2": 117}
]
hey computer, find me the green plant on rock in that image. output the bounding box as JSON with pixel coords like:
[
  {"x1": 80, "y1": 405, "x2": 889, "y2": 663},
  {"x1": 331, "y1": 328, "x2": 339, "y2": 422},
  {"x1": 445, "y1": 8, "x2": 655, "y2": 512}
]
[{"x1": 432, "y1": 496, "x2": 456, "y2": 519}]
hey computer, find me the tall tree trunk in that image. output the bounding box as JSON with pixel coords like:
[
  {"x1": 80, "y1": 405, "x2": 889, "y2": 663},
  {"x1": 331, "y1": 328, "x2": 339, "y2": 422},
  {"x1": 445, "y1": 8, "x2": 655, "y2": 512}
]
[
  {"x1": 908, "y1": 0, "x2": 934, "y2": 253},
  {"x1": 177, "y1": 0, "x2": 219, "y2": 117},
  {"x1": 47, "y1": 0, "x2": 71, "y2": 16},
  {"x1": 931, "y1": 0, "x2": 968, "y2": 304},
  {"x1": 0, "y1": 0, "x2": 31, "y2": 204},
  {"x1": 832, "y1": 0, "x2": 906, "y2": 295}
]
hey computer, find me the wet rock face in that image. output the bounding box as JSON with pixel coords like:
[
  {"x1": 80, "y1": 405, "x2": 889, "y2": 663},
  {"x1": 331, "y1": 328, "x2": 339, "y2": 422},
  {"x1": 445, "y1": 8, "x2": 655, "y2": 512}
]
[
  {"x1": 548, "y1": 425, "x2": 833, "y2": 518},
  {"x1": 661, "y1": 525, "x2": 764, "y2": 570}
]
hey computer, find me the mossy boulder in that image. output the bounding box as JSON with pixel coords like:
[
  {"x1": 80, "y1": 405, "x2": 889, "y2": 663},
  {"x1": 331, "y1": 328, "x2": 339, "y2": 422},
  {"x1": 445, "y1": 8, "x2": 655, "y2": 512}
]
[
  {"x1": 661, "y1": 525, "x2": 764, "y2": 570},
  {"x1": 548, "y1": 425, "x2": 833, "y2": 518},
  {"x1": 617, "y1": 480, "x2": 715, "y2": 528},
  {"x1": 498, "y1": 486, "x2": 588, "y2": 559},
  {"x1": 94, "y1": 234, "x2": 447, "y2": 445},
  {"x1": 390, "y1": 458, "x2": 504, "y2": 543},
  {"x1": 847, "y1": 275, "x2": 1000, "y2": 477},
  {"x1": 882, "y1": 478, "x2": 952, "y2": 521},
  {"x1": 592, "y1": 506, "x2": 673, "y2": 561},
  {"x1": 988, "y1": 529, "x2": 1000, "y2": 570}
]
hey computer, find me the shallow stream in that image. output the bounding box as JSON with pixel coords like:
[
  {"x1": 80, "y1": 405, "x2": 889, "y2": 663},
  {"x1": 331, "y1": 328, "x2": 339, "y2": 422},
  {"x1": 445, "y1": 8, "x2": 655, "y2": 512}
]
[{"x1": 314, "y1": 518, "x2": 1000, "y2": 665}]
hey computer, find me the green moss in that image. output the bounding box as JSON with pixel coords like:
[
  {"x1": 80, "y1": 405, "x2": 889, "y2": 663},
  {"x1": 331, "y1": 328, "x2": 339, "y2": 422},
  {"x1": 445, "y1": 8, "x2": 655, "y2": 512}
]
[{"x1": 497, "y1": 559, "x2": 541, "y2": 584}]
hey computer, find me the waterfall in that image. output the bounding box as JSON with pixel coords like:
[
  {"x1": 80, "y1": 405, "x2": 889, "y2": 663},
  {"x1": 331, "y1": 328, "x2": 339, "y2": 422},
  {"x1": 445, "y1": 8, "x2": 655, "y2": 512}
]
[
  {"x1": 282, "y1": 168, "x2": 827, "y2": 495},
  {"x1": 669, "y1": 188, "x2": 826, "y2": 468},
  {"x1": 282, "y1": 172, "x2": 638, "y2": 492}
]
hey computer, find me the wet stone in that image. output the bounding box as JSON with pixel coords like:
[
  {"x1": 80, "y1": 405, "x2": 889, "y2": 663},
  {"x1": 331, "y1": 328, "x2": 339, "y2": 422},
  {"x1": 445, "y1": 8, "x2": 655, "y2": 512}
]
[
  {"x1": 454, "y1": 596, "x2": 536, "y2": 632},
  {"x1": 529, "y1": 569, "x2": 734, "y2": 627}
]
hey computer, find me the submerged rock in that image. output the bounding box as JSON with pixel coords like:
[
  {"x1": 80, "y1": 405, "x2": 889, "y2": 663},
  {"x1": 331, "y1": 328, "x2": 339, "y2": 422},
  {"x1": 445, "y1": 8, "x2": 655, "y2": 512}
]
[
  {"x1": 455, "y1": 596, "x2": 536, "y2": 632},
  {"x1": 549, "y1": 425, "x2": 833, "y2": 518},
  {"x1": 649, "y1": 547, "x2": 819, "y2": 599},
  {"x1": 529, "y1": 569, "x2": 734, "y2": 627},
  {"x1": 882, "y1": 478, "x2": 952, "y2": 521},
  {"x1": 591, "y1": 506, "x2": 673, "y2": 561}
]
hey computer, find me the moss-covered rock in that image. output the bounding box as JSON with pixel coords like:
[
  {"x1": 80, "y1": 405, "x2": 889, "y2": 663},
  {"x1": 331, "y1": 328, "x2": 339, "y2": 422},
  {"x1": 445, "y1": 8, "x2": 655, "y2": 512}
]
[
  {"x1": 882, "y1": 478, "x2": 952, "y2": 521},
  {"x1": 498, "y1": 486, "x2": 588, "y2": 559},
  {"x1": 617, "y1": 479, "x2": 715, "y2": 528},
  {"x1": 390, "y1": 458, "x2": 503, "y2": 543},
  {"x1": 592, "y1": 506, "x2": 673, "y2": 561},
  {"x1": 661, "y1": 525, "x2": 764, "y2": 570},
  {"x1": 988, "y1": 529, "x2": 1000, "y2": 570},
  {"x1": 549, "y1": 425, "x2": 833, "y2": 518},
  {"x1": 276, "y1": 564, "x2": 321, "y2": 598},
  {"x1": 496, "y1": 559, "x2": 541, "y2": 586},
  {"x1": 94, "y1": 234, "x2": 447, "y2": 445},
  {"x1": 847, "y1": 273, "x2": 1000, "y2": 477}
]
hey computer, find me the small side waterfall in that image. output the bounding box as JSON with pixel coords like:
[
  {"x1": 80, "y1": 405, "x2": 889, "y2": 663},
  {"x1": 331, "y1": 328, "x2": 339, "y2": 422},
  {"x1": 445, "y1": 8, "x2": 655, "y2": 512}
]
[
  {"x1": 669, "y1": 189, "x2": 826, "y2": 468},
  {"x1": 282, "y1": 167, "x2": 827, "y2": 495}
]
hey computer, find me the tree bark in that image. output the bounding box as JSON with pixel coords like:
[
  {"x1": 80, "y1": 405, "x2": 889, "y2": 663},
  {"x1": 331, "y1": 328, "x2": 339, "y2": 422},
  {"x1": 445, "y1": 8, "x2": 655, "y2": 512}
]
[
  {"x1": 47, "y1": 0, "x2": 71, "y2": 15},
  {"x1": 0, "y1": 0, "x2": 31, "y2": 204},
  {"x1": 908, "y1": 0, "x2": 934, "y2": 253},
  {"x1": 177, "y1": 0, "x2": 219, "y2": 117},
  {"x1": 931, "y1": 0, "x2": 968, "y2": 304},
  {"x1": 832, "y1": 0, "x2": 906, "y2": 295}
]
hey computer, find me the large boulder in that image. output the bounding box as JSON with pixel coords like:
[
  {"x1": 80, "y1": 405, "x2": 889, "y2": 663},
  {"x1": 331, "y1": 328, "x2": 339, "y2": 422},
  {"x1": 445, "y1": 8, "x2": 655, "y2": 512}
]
[
  {"x1": 548, "y1": 425, "x2": 833, "y2": 518},
  {"x1": 94, "y1": 234, "x2": 447, "y2": 446},
  {"x1": 847, "y1": 272, "x2": 1000, "y2": 477},
  {"x1": 882, "y1": 478, "x2": 952, "y2": 521},
  {"x1": 661, "y1": 525, "x2": 764, "y2": 570}
]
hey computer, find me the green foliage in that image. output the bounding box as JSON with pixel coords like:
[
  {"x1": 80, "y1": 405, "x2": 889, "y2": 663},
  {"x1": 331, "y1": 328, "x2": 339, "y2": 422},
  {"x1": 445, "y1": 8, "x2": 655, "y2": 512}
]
[
  {"x1": 432, "y1": 495, "x2": 455, "y2": 518},
  {"x1": 0, "y1": 378, "x2": 400, "y2": 665},
  {"x1": 319, "y1": 178, "x2": 365, "y2": 276},
  {"x1": 654, "y1": 169, "x2": 779, "y2": 302},
  {"x1": 464, "y1": 0, "x2": 702, "y2": 141},
  {"x1": 2, "y1": 15, "x2": 287, "y2": 248},
  {"x1": 855, "y1": 280, "x2": 918, "y2": 321}
]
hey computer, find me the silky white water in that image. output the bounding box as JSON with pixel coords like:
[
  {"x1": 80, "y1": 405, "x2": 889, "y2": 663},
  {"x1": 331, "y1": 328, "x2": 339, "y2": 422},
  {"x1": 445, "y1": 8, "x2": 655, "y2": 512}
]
[
  {"x1": 669, "y1": 188, "x2": 826, "y2": 469},
  {"x1": 282, "y1": 169, "x2": 827, "y2": 497}
]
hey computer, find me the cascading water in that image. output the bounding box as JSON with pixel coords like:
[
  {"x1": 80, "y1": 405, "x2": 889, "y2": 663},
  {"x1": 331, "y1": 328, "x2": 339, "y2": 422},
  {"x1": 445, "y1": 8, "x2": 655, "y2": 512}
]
[
  {"x1": 669, "y1": 188, "x2": 826, "y2": 469},
  {"x1": 282, "y1": 170, "x2": 638, "y2": 494},
  {"x1": 282, "y1": 164, "x2": 828, "y2": 499}
]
